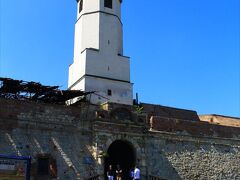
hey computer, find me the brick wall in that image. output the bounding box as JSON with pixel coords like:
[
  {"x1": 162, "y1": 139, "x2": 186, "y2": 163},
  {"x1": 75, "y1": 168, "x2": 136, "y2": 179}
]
[
  {"x1": 199, "y1": 114, "x2": 240, "y2": 127},
  {"x1": 150, "y1": 116, "x2": 240, "y2": 138},
  {"x1": 0, "y1": 98, "x2": 240, "y2": 180}
]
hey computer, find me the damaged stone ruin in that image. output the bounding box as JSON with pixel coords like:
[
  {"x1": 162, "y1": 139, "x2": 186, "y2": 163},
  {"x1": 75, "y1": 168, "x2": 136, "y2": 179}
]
[{"x1": 0, "y1": 77, "x2": 240, "y2": 180}]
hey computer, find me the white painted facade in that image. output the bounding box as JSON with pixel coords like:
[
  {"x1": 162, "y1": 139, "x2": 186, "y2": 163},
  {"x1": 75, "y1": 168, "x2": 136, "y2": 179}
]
[{"x1": 68, "y1": 0, "x2": 133, "y2": 105}]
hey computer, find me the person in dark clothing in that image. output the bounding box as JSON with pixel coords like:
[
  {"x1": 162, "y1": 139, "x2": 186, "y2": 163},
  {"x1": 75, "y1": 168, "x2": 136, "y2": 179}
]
[
  {"x1": 116, "y1": 165, "x2": 123, "y2": 180},
  {"x1": 107, "y1": 165, "x2": 114, "y2": 180}
]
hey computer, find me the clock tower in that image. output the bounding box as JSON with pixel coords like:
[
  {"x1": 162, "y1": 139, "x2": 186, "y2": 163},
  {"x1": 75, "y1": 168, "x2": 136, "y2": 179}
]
[{"x1": 68, "y1": 0, "x2": 133, "y2": 105}]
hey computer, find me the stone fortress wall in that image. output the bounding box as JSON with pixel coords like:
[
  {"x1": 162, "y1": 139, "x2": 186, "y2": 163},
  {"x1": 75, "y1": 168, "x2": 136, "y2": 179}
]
[{"x1": 0, "y1": 98, "x2": 239, "y2": 180}]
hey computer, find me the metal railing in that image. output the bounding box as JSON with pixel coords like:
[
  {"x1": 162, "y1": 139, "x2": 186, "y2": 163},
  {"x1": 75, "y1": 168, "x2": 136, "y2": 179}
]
[
  {"x1": 149, "y1": 175, "x2": 167, "y2": 180},
  {"x1": 84, "y1": 175, "x2": 100, "y2": 180}
]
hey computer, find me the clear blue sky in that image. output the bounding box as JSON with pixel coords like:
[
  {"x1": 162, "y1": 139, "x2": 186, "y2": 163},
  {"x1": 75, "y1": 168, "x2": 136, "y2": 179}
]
[{"x1": 0, "y1": 0, "x2": 239, "y2": 117}]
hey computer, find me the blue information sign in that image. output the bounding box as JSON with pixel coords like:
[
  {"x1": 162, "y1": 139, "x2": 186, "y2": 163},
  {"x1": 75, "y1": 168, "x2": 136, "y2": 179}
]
[{"x1": 0, "y1": 155, "x2": 31, "y2": 180}]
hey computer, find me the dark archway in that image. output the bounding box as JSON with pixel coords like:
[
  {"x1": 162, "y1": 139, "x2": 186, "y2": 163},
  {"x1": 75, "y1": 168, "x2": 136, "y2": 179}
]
[{"x1": 104, "y1": 140, "x2": 136, "y2": 180}]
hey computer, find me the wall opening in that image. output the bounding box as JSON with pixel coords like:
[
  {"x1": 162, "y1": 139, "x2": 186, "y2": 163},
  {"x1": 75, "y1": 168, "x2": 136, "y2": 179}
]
[
  {"x1": 104, "y1": 0, "x2": 112, "y2": 9},
  {"x1": 107, "y1": 89, "x2": 112, "y2": 96},
  {"x1": 104, "y1": 140, "x2": 136, "y2": 180},
  {"x1": 36, "y1": 154, "x2": 57, "y2": 179},
  {"x1": 79, "y1": 0, "x2": 83, "y2": 13},
  {"x1": 37, "y1": 156, "x2": 49, "y2": 176}
]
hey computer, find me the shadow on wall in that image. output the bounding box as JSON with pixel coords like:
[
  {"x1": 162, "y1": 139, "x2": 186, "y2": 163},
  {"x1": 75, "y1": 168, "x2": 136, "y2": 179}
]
[
  {"x1": 0, "y1": 131, "x2": 100, "y2": 180},
  {"x1": 152, "y1": 154, "x2": 183, "y2": 180},
  {"x1": 147, "y1": 140, "x2": 183, "y2": 180}
]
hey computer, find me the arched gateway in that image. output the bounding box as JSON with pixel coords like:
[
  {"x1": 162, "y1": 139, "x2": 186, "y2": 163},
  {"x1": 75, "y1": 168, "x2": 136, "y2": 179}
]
[{"x1": 104, "y1": 140, "x2": 136, "y2": 180}]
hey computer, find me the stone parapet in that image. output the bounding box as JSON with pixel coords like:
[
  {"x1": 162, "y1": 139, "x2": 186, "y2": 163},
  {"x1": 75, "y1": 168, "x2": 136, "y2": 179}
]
[{"x1": 150, "y1": 116, "x2": 240, "y2": 139}]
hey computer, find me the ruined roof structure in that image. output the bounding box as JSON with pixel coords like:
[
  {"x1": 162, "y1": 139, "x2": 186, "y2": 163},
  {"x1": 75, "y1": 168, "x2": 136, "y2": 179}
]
[
  {"x1": 0, "y1": 0, "x2": 239, "y2": 179},
  {"x1": 0, "y1": 77, "x2": 93, "y2": 104}
]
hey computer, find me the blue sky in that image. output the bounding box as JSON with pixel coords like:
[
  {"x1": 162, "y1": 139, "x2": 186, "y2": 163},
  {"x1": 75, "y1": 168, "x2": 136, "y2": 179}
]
[{"x1": 0, "y1": 0, "x2": 239, "y2": 117}]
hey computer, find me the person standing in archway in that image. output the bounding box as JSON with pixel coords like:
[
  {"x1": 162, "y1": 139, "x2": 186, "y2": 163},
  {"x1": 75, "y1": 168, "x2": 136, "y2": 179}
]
[
  {"x1": 134, "y1": 166, "x2": 140, "y2": 180},
  {"x1": 116, "y1": 165, "x2": 123, "y2": 180},
  {"x1": 107, "y1": 165, "x2": 114, "y2": 180}
]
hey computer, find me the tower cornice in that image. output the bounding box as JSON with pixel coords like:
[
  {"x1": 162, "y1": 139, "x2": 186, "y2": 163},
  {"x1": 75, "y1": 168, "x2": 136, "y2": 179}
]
[
  {"x1": 76, "y1": 0, "x2": 122, "y2": 3},
  {"x1": 76, "y1": 11, "x2": 123, "y2": 26}
]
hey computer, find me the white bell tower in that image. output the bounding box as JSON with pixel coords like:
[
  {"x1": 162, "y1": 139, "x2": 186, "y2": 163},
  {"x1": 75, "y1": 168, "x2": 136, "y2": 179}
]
[{"x1": 68, "y1": 0, "x2": 133, "y2": 105}]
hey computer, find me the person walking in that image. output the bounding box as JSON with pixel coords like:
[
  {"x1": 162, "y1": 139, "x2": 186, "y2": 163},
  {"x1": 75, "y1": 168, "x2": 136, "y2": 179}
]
[
  {"x1": 115, "y1": 165, "x2": 123, "y2": 180},
  {"x1": 134, "y1": 166, "x2": 140, "y2": 180},
  {"x1": 107, "y1": 165, "x2": 114, "y2": 180},
  {"x1": 130, "y1": 168, "x2": 134, "y2": 180}
]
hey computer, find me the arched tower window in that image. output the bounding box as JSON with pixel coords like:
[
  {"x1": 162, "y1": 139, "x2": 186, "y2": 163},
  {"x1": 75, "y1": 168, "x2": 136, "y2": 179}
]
[
  {"x1": 79, "y1": 0, "x2": 83, "y2": 13},
  {"x1": 104, "y1": 0, "x2": 112, "y2": 9}
]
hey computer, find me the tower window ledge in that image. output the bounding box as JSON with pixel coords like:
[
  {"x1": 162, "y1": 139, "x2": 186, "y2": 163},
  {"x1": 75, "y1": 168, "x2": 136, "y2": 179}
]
[
  {"x1": 81, "y1": 48, "x2": 99, "y2": 54},
  {"x1": 118, "y1": 54, "x2": 130, "y2": 59}
]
